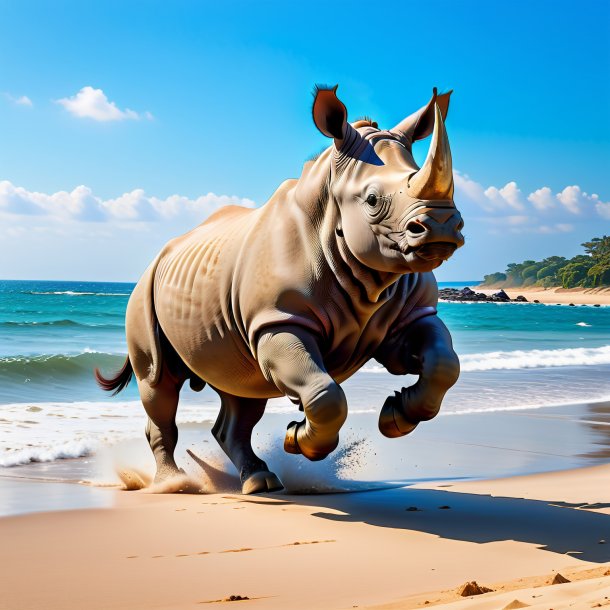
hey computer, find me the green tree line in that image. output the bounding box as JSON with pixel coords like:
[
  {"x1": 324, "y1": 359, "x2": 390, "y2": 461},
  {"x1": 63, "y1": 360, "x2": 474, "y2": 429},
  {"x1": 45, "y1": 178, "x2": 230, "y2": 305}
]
[{"x1": 480, "y1": 236, "x2": 610, "y2": 289}]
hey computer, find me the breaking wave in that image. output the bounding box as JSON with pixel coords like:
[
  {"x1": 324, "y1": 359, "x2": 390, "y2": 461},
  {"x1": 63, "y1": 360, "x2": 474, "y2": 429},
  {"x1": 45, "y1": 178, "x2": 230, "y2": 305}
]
[
  {"x1": 0, "y1": 351, "x2": 126, "y2": 382},
  {"x1": 0, "y1": 439, "x2": 98, "y2": 467},
  {"x1": 1, "y1": 319, "x2": 122, "y2": 329},
  {"x1": 460, "y1": 345, "x2": 610, "y2": 372},
  {"x1": 361, "y1": 345, "x2": 610, "y2": 374},
  {"x1": 23, "y1": 291, "x2": 130, "y2": 297}
]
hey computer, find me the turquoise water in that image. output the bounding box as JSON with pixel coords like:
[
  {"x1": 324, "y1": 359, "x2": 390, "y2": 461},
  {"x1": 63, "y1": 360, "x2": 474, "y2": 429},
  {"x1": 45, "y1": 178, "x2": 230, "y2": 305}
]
[{"x1": 1, "y1": 278, "x2": 609, "y2": 467}]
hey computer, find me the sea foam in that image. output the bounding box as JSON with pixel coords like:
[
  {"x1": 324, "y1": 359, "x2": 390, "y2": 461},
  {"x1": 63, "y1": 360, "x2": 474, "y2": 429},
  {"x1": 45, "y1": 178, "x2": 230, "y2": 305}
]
[
  {"x1": 0, "y1": 439, "x2": 98, "y2": 467},
  {"x1": 460, "y1": 345, "x2": 610, "y2": 371},
  {"x1": 0, "y1": 399, "x2": 217, "y2": 467},
  {"x1": 362, "y1": 344, "x2": 610, "y2": 373}
]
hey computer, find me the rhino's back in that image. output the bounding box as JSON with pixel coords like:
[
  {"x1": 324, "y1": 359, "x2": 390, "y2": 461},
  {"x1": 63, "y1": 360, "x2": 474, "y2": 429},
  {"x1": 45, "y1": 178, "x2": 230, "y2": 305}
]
[{"x1": 152, "y1": 204, "x2": 279, "y2": 397}]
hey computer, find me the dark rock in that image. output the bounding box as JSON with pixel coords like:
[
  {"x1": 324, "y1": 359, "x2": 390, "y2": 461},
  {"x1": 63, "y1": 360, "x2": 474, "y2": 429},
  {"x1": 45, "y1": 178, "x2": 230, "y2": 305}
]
[
  {"x1": 226, "y1": 595, "x2": 250, "y2": 601},
  {"x1": 551, "y1": 573, "x2": 570, "y2": 585},
  {"x1": 493, "y1": 289, "x2": 510, "y2": 300},
  {"x1": 514, "y1": 295, "x2": 528, "y2": 302},
  {"x1": 438, "y1": 287, "x2": 528, "y2": 304},
  {"x1": 533, "y1": 299, "x2": 540, "y2": 303},
  {"x1": 594, "y1": 304, "x2": 601, "y2": 307},
  {"x1": 569, "y1": 303, "x2": 575, "y2": 306},
  {"x1": 457, "y1": 581, "x2": 493, "y2": 596}
]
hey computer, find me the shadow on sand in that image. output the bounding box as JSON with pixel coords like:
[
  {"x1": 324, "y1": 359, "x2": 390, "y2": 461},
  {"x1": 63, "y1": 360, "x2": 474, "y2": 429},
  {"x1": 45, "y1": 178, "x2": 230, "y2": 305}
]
[
  {"x1": 181, "y1": 447, "x2": 610, "y2": 563},
  {"x1": 282, "y1": 485, "x2": 610, "y2": 563}
]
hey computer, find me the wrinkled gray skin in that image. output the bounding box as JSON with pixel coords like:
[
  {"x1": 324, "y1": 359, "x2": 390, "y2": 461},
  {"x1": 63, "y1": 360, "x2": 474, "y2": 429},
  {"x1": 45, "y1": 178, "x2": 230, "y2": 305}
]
[{"x1": 97, "y1": 86, "x2": 465, "y2": 494}]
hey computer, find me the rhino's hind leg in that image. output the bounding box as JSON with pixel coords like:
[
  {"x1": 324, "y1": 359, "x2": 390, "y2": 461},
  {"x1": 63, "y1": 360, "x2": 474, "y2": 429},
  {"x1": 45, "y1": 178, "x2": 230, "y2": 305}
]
[
  {"x1": 138, "y1": 370, "x2": 184, "y2": 483},
  {"x1": 212, "y1": 391, "x2": 283, "y2": 495},
  {"x1": 145, "y1": 417, "x2": 181, "y2": 481}
]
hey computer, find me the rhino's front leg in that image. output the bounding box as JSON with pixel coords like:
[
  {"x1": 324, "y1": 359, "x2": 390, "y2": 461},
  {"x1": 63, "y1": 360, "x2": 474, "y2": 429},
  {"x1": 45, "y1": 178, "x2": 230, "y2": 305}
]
[
  {"x1": 257, "y1": 325, "x2": 348, "y2": 461},
  {"x1": 376, "y1": 315, "x2": 460, "y2": 438}
]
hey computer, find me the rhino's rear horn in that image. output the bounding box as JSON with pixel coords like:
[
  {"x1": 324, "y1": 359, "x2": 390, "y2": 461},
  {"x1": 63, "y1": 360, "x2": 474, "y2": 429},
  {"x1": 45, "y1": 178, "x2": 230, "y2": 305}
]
[{"x1": 391, "y1": 87, "x2": 452, "y2": 143}]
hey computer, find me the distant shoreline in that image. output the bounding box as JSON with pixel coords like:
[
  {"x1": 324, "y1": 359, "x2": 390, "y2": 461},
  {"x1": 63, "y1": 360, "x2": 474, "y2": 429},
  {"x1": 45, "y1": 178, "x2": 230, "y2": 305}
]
[{"x1": 473, "y1": 285, "x2": 610, "y2": 306}]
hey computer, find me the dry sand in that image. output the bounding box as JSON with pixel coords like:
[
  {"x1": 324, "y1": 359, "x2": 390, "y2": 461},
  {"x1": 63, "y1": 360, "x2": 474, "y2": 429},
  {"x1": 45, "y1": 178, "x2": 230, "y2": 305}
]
[
  {"x1": 474, "y1": 285, "x2": 610, "y2": 306},
  {"x1": 1, "y1": 464, "x2": 609, "y2": 610}
]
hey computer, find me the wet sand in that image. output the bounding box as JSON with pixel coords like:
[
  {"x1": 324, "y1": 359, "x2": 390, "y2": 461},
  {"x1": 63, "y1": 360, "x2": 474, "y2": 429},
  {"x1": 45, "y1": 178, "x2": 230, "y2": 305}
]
[{"x1": 3, "y1": 400, "x2": 610, "y2": 516}]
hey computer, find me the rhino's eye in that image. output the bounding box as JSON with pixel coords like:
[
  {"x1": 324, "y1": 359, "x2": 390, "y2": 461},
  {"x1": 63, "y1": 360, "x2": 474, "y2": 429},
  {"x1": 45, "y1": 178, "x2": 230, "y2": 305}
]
[{"x1": 365, "y1": 194, "x2": 378, "y2": 207}]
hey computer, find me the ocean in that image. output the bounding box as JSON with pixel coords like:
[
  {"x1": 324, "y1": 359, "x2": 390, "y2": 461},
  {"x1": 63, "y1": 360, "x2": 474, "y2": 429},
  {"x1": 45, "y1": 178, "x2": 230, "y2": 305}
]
[{"x1": 1, "y1": 278, "x2": 610, "y2": 473}]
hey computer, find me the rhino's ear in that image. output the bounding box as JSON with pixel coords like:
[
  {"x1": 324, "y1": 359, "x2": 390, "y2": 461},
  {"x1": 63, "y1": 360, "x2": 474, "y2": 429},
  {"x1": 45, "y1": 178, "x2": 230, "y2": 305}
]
[
  {"x1": 312, "y1": 85, "x2": 348, "y2": 142},
  {"x1": 392, "y1": 88, "x2": 452, "y2": 143}
]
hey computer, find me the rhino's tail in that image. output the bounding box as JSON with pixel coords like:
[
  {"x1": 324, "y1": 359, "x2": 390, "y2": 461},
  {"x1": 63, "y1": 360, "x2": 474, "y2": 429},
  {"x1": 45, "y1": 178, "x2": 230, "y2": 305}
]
[{"x1": 94, "y1": 357, "x2": 133, "y2": 396}]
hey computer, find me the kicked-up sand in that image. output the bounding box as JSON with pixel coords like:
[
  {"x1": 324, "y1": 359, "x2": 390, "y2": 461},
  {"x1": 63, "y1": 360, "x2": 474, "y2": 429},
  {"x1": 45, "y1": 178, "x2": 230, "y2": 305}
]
[{"x1": 0, "y1": 404, "x2": 609, "y2": 609}]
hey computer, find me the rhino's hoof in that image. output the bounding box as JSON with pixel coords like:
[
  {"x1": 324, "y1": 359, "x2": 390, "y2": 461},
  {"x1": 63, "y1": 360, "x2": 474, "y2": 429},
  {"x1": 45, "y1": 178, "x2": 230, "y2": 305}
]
[
  {"x1": 379, "y1": 392, "x2": 418, "y2": 438},
  {"x1": 154, "y1": 466, "x2": 186, "y2": 484},
  {"x1": 284, "y1": 420, "x2": 304, "y2": 455},
  {"x1": 284, "y1": 420, "x2": 336, "y2": 462},
  {"x1": 241, "y1": 471, "x2": 284, "y2": 495}
]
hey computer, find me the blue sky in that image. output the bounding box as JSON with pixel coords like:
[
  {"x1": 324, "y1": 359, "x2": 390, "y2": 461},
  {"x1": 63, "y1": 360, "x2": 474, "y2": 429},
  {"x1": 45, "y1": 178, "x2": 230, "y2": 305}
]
[{"x1": 1, "y1": 0, "x2": 609, "y2": 281}]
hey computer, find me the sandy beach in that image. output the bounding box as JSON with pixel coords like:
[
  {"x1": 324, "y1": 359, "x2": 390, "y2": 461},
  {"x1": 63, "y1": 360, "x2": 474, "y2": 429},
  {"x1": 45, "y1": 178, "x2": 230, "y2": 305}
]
[
  {"x1": 0, "y1": 465, "x2": 608, "y2": 610},
  {"x1": 1, "y1": 404, "x2": 609, "y2": 610},
  {"x1": 474, "y1": 285, "x2": 610, "y2": 306}
]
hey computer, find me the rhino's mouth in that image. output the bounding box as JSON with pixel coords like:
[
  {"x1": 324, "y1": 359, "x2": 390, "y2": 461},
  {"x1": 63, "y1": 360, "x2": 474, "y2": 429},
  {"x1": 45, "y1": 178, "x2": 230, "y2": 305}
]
[
  {"x1": 414, "y1": 241, "x2": 457, "y2": 261},
  {"x1": 387, "y1": 237, "x2": 457, "y2": 266}
]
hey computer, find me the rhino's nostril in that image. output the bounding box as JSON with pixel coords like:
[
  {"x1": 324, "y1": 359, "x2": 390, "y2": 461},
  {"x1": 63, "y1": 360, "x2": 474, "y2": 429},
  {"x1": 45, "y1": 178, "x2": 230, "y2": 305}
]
[
  {"x1": 406, "y1": 221, "x2": 426, "y2": 235},
  {"x1": 456, "y1": 219, "x2": 464, "y2": 231}
]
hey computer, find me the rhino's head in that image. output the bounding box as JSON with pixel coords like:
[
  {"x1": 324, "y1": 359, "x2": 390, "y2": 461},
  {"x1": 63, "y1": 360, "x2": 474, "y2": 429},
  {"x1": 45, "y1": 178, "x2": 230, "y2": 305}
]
[{"x1": 310, "y1": 86, "x2": 464, "y2": 274}]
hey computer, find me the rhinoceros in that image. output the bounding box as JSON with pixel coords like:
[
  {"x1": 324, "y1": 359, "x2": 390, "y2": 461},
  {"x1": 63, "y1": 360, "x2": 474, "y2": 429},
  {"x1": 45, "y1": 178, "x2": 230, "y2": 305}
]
[{"x1": 96, "y1": 85, "x2": 464, "y2": 494}]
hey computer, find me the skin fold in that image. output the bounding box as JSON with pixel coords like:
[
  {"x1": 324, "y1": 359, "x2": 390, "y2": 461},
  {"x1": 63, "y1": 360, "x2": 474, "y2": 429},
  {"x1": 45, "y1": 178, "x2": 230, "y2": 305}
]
[{"x1": 97, "y1": 86, "x2": 465, "y2": 494}]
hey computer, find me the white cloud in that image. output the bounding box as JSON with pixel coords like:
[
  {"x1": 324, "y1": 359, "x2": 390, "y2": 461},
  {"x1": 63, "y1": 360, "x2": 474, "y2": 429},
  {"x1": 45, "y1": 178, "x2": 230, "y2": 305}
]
[
  {"x1": 0, "y1": 182, "x2": 258, "y2": 280},
  {"x1": 454, "y1": 172, "x2": 609, "y2": 235},
  {"x1": 0, "y1": 180, "x2": 255, "y2": 223},
  {"x1": 556, "y1": 223, "x2": 574, "y2": 232},
  {"x1": 554, "y1": 185, "x2": 608, "y2": 217},
  {"x1": 538, "y1": 223, "x2": 574, "y2": 234},
  {"x1": 506, "y1": 215, "x2": 529, "y2": 226},
  {"x1": 527, "y1": 186, "x2": 555, "y2": 211},
  {"x1": 4, "y1": 93, "x2": 33, "y2": 107},
  {"x1": 483, "y1": 215, "x2": 575, "y2": 235},
  {"x1": 13, "y1": 95, "x2": 33, "y2": 107},
  {"x1": 453, "y1": 172, "x2": 490, "y2": 209},
  {"x1": 56, "y1": 86, "x2": 152, "y2": 122},
  {"x1": 102, "y1": 189, "x2": 156, "y2": 220},
  {"x1": 0, "y1": 181, "x2": 104, "y2": 220},
  {"x1": 596, "y1": 201, "x2": 610, "y2": 220},
  {"x1": 556, "y1": 185, "x2": 585, "y2": 214},
  {"x1": 483, "y1": 181, "x2": 525, "y2": 211},
  {"x1": 0, "y1": 181, "x2": 44, "y2": 215}
]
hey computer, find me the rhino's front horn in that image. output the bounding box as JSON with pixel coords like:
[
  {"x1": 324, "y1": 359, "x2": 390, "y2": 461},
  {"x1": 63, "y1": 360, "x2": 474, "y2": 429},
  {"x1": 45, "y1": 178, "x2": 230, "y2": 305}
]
[{"x1": 407, "y1": 104, "x2": 453, "y2": 200}]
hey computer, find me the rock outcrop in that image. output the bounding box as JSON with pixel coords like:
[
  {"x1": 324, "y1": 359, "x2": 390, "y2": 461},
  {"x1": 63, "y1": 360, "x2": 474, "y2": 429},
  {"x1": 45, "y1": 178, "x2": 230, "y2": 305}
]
[{"x1": 438, "y1": 287, "x2": 528, "y2": 303}]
